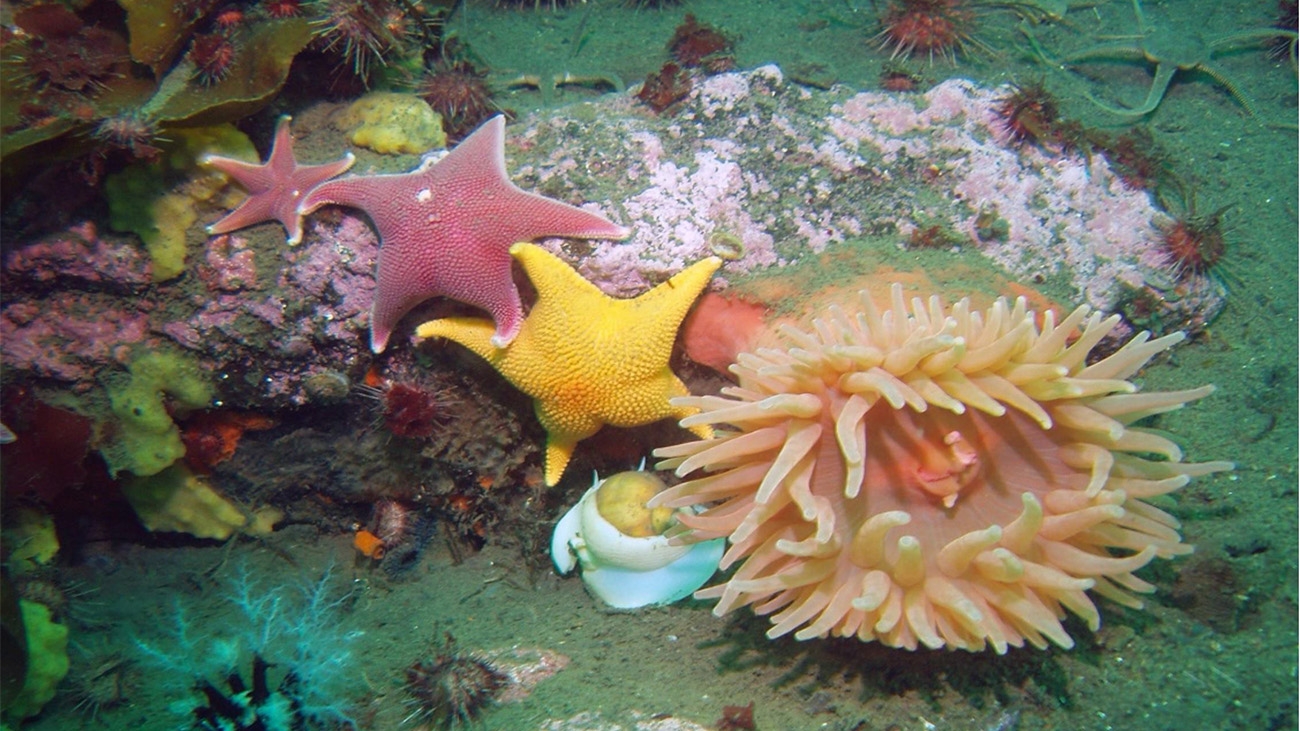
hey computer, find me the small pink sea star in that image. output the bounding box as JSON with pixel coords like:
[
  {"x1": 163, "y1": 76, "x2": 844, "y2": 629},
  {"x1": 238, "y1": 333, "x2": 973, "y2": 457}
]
[
  {"x1": 203, "y1": 116, "x2": 355, "y2": 245},
  {"x1": 298, "y1": 115, "x2": 631, "y2": 354}
]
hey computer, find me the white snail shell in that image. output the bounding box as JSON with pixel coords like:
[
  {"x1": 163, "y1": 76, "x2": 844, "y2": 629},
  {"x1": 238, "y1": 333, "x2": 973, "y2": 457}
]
[
  {"x1": 576, "y1": 481, "x2": 692, "y2": 571},
  {"x1": 550, "y1": 470, "x2": 724, "y2": 609}
]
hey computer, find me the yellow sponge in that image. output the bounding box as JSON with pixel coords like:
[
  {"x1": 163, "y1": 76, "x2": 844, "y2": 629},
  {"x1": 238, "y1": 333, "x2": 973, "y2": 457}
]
[
  {"x1": 339, "y1": 92, "x2": 446, "y2": 155},
  {"x1": 0, "y1": 508, "x2": 59, "y2": 574},
  {"x1": 143, "y1": 192, "x2": 196, "y2": 281},
  {"x1": 2, "y1": 601, "x2": 69, "y2": 722},
  {"x1": 103, "y1": 124, "x2": 257, "y2": 282},
  {"x1": 121, "y1": 464, "x2": 248, "y2": 540},
  {"x1": 101, "y1": 349, "x2": 212, "y2": 478}
]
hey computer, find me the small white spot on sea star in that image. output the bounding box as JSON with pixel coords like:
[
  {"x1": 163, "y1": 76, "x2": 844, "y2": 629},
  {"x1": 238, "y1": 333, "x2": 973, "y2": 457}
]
[{"x1": 416, "y1": 188, "x2": 432, "y2": 203}]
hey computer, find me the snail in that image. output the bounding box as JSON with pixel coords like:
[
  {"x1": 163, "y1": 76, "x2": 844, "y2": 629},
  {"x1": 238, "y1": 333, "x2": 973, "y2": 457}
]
[{"x1": 550, "y1": 468, "x2": 724, "y2": 609}]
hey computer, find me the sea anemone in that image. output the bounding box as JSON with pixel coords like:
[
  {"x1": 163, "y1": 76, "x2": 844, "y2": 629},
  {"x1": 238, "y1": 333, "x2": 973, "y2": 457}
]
[{"x1": 652, "y1": 284, "x2": 1231, "y2": 652}]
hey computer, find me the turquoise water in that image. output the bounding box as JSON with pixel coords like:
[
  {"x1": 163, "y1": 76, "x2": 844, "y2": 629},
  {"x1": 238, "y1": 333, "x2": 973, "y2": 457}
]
[{"x1": 1, "y1": 1, "x2": 1295, "y2": 729}]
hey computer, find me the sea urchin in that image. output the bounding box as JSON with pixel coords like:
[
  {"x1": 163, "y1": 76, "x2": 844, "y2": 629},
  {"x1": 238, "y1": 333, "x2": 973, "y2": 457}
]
[
  {"x1": 403, "y1": 634, "x2": 507, "y2": 727},
  {"x1": 189, "y1": 32, "x2": 238, "y2": 87},
  {"x1": 875, "y1": 0, "x2": 983, "y2": 64},
  {"x1": 416, "y1": 60, "x2": 498, "y2": 140},
  {"x1": 1159, "y1": 208, "x2": 1228, "y2": 279}
]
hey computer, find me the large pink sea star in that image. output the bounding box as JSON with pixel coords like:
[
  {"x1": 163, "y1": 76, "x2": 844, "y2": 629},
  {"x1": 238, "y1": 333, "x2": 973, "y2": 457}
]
[{"x1": 299, "y1": 115, "x2": 631, "y2": 353}]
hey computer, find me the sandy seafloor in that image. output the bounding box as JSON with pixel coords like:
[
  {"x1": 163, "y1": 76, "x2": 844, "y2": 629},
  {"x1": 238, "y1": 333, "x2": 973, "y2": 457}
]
[{"x1": 12, "y1": 1, "x2": 1298, "y2": 730}]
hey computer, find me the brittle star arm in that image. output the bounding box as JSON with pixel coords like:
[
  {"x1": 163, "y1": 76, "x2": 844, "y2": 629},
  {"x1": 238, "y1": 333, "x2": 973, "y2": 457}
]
[{"x1": 1085, "y1": 61, "x2": 1176, "y2": 116}]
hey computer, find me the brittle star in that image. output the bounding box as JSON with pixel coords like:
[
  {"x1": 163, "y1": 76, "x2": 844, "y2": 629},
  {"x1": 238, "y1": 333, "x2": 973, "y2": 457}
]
[
  {"x1": 1053, "y1": 0, "x2": 1297, "y2": 117},
  {"x1": 499, "y1": 69, "x2": 624, "y2": 105}
]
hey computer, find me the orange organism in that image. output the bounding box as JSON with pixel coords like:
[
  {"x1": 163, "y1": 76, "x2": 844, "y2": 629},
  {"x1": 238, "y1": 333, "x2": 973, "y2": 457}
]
[
  {"x1": 353, "y1": 529, "x2": 386, "y2": 559},
  {"x1": 181, "y1": 411, "x2": 276, "y2": 473}
]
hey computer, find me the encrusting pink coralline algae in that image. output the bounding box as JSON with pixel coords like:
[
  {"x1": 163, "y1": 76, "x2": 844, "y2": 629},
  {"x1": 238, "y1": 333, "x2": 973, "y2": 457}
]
[{"x1": 518, "y1": 66, "x2": 1221, "y2": 332}]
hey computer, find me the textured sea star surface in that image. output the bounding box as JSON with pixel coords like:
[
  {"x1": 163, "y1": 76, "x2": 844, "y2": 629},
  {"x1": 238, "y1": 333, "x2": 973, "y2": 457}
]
[
  {"x1": 299, "y1": 115, "x2": 630, "y2": 353},
  {"x1": 416, "y1": 243, "x2": 719, "y2": 485},
  {"x1": 203, "y1": 116, "x2": 355, "y2": 245}
]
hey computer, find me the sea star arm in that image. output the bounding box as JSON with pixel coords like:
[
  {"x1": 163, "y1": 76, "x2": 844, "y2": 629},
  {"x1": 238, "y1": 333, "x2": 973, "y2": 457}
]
[
  {"x1": 298, "y1": 116, "x2": 630, "y2": 353},
  {"x1": 534, "y1": 405, "x2": 605, "y2": 487},
  {"x1": 203, "y1": 116, "x2": 355, "y2": 244},
  {"x1": 418, "y1": 245, "x2": 722, "y2": 487},
  {"x1": 1208, "y1": 28, "x2": 1299, "y2": 52},
  {"x1": 510, "y1": 241, "x2": 613, "y2": 303},
  {"x1": 415, "y1": 315, "x2": 599, "y2": 485},
  {"x1": 1198, "y1": 62, "x2": 1258, "y2": 117},
  {"x1": 1058, "y1": 43, "x2": 1147, "y2": 65},
  {"x1": 1085, "y1": 62, "x2": 1177, "y2": 117},
  {"x1": 203, "y1": 156, "x2": 279, "y2": 234},
  {"x1": 415, "y1": 317, "x2": 502, "y2": 364}
]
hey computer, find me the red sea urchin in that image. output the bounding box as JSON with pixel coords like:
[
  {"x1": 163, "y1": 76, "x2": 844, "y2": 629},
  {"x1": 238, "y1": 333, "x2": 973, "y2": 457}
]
[
  {"x1": 1097, "y1": 128, "x2": 1174, "y2": 191},
  {"x1": 381, "y1": 383, "x2": 442, "y2": 437},
  {"x1": 189, "y1": 32, "x2": 237, "y2": 86},
  {"x1": 417, "y1": 60, "x2": 499, "y2": 140},
  {"x1": 403, "y1": 634, "x2": 507, "y2": 727},
  {"x1": 67, "y1": 649, "x2": 138, "y2": 721},
  {"x1": 211, "y1": 5, "x2": 246, "y2": 31},
  {"x1": 875, "y1": 0, "x2": 983, "y2": 64},
  {"x1": 358, "y1": 377, "x2": 452, "y2": 439},
  {"x1": 1270, "y1": 0, "x2": 1298, "y2": 61},
  {"x1": 92, "y1": 112, "x2": 161, "y2": 159},
  {"x1": 1159, "y1": 208, "x2": 1228, "y2": 279},
  {"x1": 995, "y1": 80, "x2": 1061, "y2": 146},
  {"x1": 993, "y1": 80, "x2": 1088, "y2": 154},
  {"x1": 308, "y1": 0, "x2": 408, "y2": 80},
  {"x1": 265, "y1": 0, "x2": 302, "y2": 18}
]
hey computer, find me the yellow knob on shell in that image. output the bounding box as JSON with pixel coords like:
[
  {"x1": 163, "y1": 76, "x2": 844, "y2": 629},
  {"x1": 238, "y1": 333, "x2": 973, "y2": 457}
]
[{"x1": 594, "y1": 470, "x2": 675, "y2": 538}]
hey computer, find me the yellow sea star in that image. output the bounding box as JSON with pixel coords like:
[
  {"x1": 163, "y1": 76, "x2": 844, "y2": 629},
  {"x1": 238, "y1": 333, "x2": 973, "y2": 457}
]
[{"x1": 415, "y1": 243, "x2": 721, "y2": 485}]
